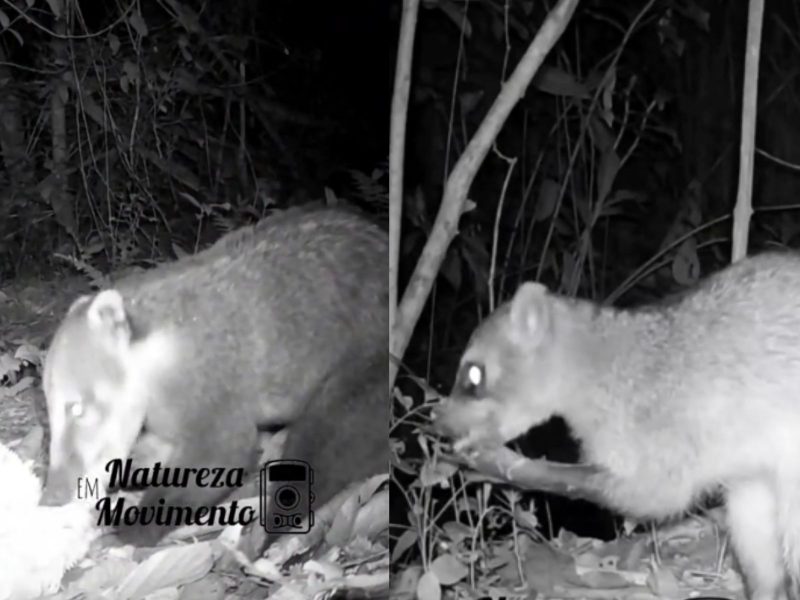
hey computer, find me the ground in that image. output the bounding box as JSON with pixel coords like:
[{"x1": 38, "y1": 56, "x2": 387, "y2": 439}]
[{"x1": 0, "y1": 274, "x2": 91, "y2": 445}]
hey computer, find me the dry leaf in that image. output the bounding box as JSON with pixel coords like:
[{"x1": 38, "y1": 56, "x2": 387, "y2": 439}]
[{"x1": 113, "y1": 543, "x2": 214, "y2": 600}]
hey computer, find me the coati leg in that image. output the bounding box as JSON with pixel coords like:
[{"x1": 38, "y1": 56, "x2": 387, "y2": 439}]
[
  {"x1": 726, "y1": 477, "x2": 788, "y2": 600},
  {"x1": 116, "y1": 414, "x2": 261, "y2": 546},
  {"x1": 776, "y1": 475, "x2": 800, "y2": 600},
  {"x1": 242, "y1": 355, "x2": 388, "y2": 559},
  {"x1": 284, "y1": 356, "x2": 388, "y2": 514}
]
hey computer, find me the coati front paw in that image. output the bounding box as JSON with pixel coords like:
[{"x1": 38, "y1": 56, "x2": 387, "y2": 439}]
[
  {"x1": 115, "y1": 518, "x2": 172, "y2": 547},
  {"x1": 432, "y1": 398, "x2": 505, "y2": 453},
  {"x1": 113, "y1": 488, "x2": 187, "y2": 547}
]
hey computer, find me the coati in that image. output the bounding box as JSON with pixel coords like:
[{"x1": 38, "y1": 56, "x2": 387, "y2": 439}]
[
  {"x1": 242, "y1": 348, "x2": 389, "y2": 555},
  {"x1": 40, "y1": 205, "x2": 388, "y2": 548},
  {"x1": 434, "y1": 251, "x2": 800, "y2": 600}
]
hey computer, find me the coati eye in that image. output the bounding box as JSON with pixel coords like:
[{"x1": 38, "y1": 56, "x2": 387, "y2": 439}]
[
  {"x1": 62, "y1": 388, "x2": 94, "y2": 421},
  {"x1": 67, "y1": 399, "x2": 85, "y2": 419},
  {"x1": 458, "y1": 361, "x2": 486, "y2": 398}
]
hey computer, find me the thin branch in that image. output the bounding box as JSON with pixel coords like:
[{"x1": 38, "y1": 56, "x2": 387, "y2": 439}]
[
  {"x1": 390, "y1": 0, "x2": 581, "y2": 386},
  {"x1": 731, "y1": 0, "x2": 764, "y2": 262},
  {"x1": 389, "y1": 0, "x2": 420, "y2": 387}
]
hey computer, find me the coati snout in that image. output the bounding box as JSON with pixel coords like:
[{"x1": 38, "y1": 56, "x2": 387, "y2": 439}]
[{"x1": 41, "y1": 289, "x2": 178, "y2": 506}]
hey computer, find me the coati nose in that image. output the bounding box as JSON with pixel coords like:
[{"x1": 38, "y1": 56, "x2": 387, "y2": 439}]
[
  {"x1": 430, "y1": 401, "x2": 462, "y2": 436},
  {"x1": 40, "y1": 487, "x2": 68, "y2": 506},
  {"x1": 40, "y1": 472, "x2": 74, "y2": 506}
]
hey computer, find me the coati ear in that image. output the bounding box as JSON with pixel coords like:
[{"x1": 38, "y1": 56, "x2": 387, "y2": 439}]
[
  {"x1": 508, "y1": 282, "x2": 552, "y2": 347},
  {"x1": 86, "y1": 289, "x2": 132, "y2": 349},
  {"x1": 66, "y1": 295, "x2": 93, "y2": 315}
]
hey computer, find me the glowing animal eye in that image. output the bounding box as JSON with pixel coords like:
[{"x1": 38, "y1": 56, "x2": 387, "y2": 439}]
[
  {"x1": 458, "y1": 361, "x2": 486, "y2": 398},
  {"x1": 467, "y1": 364, "x2": 483, "y2": 387},
  {"x1": 67, "y1": 400, "x2": 84, "y2": 418}
]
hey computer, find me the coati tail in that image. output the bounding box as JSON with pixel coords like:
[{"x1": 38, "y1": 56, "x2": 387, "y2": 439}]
[{"x1": 41, "y1": 289, "x2": 178, "y2": 505}]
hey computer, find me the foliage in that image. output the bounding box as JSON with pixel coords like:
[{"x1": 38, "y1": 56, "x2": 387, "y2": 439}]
[
  {"x1": 0, "y1": 0, "x2": 385, "y2": 278},
  {"x1": 400, "y1": 0, "x2": 800, "y2": 382}
]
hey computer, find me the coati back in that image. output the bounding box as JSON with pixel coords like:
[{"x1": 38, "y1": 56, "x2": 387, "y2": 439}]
[
  {"x1": 435, "y1": 251, "x2": 800, "y2": 600},
  {"x1": 41, "y1": 206, "x2": 388, "y2": 545}
]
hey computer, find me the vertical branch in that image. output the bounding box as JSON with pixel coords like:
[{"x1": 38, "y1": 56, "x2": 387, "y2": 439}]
[
  {"x1": 389, "y1": 0, "x2": 420, "y2": 386},
  {"x1": 390, "y1": 0, "x2": 581, "y2": 387},
  {"x1": 488, "y1": 153, "x2": 517, "y2": 311},
  {"x1": 731, "y1": 0, "x2": 764, "y2": 262},
  {"x1": 48, "y1": 0, "x2": 77, "y2": 240}
]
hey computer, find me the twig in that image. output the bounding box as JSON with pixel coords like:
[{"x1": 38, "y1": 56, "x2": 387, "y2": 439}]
[
  {"x1": 390, "y1": 0, "x2": 581, "y2": 386},
  {"x1": 389, "y1": 0, "x2": 421, "y2": 386},
  {"x1": 731, "y1": 0, "x2": 764, "y2": 262}
]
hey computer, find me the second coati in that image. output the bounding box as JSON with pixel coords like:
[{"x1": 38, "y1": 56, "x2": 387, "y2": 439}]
[
  {"x1": 434, "y1": 251, "x2": 800, "y2": 600},
  {"x1": 40, "y1": 205, "x2": 388, "y2": 547}
]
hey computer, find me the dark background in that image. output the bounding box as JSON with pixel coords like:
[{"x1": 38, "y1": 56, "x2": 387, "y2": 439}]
[{"x1": 0, "y1": 0, "x2": 392, "y2": 279}]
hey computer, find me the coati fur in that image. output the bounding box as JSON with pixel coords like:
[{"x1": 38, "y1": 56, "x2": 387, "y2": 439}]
[
  {"x1": 242, "y1": 348, "x2": 389, "y2": 555},
  {"x1": 41, "y1": 205, "x2": 388, "y2": 548},
  {"x1": 434, "y1": 251, "x2": 800, "y2": 600}
]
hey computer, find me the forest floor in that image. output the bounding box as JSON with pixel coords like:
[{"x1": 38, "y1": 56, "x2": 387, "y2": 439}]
[{"x1": 0, "y1": 274, "x2": 90, "y2": 444}]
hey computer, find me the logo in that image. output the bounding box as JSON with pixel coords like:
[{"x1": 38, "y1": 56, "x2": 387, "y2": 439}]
[
  {"x1": 63, "y1": 459, "x2": 316, "y2": 534},
  {"x1": 259, "y1": 460, "x2": 315, "y2": 534}
]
